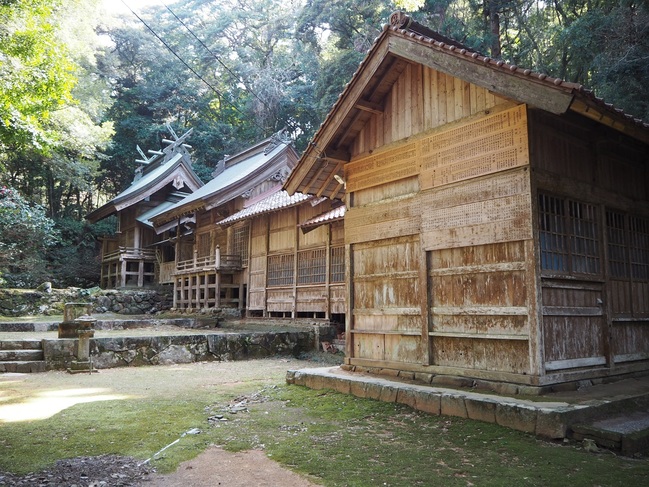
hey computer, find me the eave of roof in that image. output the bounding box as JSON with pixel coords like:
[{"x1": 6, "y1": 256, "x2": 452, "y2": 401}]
[
  {"x1": 285, "y1": 13, "x2": 649, "y2": 200},
  {"x1": 298, "y1": 205, "x2": 346, "y2": 231},
  {"x1": 217, "y1": 189, "x2": 312, "y2": 226}
]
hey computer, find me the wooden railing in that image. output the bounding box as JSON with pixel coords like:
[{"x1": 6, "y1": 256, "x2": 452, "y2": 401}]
[
  {"x1": 174, "y1": 247, "x2": 242, "y2": 275},
  {"x1": 102, "y1": 246, "x2": 157, "y2": 262}
]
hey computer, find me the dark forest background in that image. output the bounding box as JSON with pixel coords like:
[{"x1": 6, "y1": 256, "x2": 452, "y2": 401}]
[{"x1": 1, "y1": 0, "x2": 647, "y2": 288}]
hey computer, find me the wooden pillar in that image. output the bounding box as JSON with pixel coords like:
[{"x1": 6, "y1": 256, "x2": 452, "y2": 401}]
[
  {"x1": 120, "y1": 258, "x2": 127, "y2": 288},
  {"x1": 137, "y1": 261, "x2": 144, "y2": 287},
  {"x1": 344, "y1": 243, "x2": 353, "y2": 364},
  {"x1": 419, "y1": 241, "x2": 431, "y2": 365},
  {"x1": 215, "y1": 272, "x2": 221, "y2": 308},
  {"x1": 324, "y1": 225, "x2": 331, "y2": 320},
  {"x1": 292, "y1": 207, "x2": 298, "y2": 319}
]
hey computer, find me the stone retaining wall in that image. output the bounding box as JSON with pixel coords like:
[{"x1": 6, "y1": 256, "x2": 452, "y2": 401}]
[
  {"x1": 43, "y1": 331, "x2": 314, "y2": 370},
  {"x1": 0, "y1": 288, "x2": 174, "y2": 317}
]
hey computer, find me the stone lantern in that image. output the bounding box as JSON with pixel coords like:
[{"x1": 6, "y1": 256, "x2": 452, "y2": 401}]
[{"x1": 67, "y1": 314, "x2": 97, "y2": 374}]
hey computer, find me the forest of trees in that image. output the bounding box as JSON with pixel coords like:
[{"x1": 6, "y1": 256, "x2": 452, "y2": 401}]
[{"x1": 1, "y1": 0, "x2": 647, "y2": 288}]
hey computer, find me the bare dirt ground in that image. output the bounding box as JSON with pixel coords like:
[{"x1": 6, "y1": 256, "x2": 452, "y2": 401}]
[
  {"x1": 146, "y1": 446, "x2": 320, "y2": 486},
  {"x1": 0, "y1": 448, "x2": 320, "y2": 486}
]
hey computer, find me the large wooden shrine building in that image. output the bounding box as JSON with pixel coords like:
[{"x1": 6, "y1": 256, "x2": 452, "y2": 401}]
[
  {"x1": 88, "y1": 130, "x2": 345, "y2": 321},
  {"x1": 285, "y1": 13, "x2": 649, "y2": 387},
  {"x1": 86, "y1": 128, "x2": 203, "y2": 288},
  {"x1": 150, "y1": 134, "x2": 345, "y2": 319}
]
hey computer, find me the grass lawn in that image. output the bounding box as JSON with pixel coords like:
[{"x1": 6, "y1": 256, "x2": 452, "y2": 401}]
[{"x1": 1, "y1": 358, "x2": 648, "y2": 486}]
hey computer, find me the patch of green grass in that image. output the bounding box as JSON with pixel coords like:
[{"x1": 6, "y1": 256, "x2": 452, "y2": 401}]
[{"x1": 1, "y1": 364, "x2": 649, "y2": 485}]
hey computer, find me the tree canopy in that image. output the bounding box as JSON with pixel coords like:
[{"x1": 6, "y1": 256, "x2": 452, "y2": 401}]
[{"x1": 0, "y1": 0, "x2": 647, "y2": 287}]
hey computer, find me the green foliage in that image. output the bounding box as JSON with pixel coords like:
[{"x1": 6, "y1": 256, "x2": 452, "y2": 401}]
[
  {"x1": 0, "y1": 0, "x2": 76, "y2": 152},
  {"x1": 0, "y1": 186, "x2": 59, "y2": 287}
]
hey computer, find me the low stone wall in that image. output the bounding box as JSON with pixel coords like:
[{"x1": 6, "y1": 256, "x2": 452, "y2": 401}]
[
  {"x1": 0, "y1": 288, "x2": 174, "y2": 317},
  {"x1": 43, "y1": 331, "x2": 314, "y2": 371},
  {"x1": 90, "y1": 289, "x2": 172, "y2": 315}
]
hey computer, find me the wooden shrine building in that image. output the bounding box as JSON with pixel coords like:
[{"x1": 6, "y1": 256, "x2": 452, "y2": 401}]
[
  {"x1": 86, "y1": 127, "x2": 203, "y2": 288},
  {"x1": 284, "y1": 13, "x2": 649, "y2": 388},
  {"x1": 151, "y1": 134, "x2": 345, "y2": 319}
]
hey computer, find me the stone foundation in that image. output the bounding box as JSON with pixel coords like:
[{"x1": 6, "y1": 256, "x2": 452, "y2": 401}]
[
  {"x1": 43, "y1": 331, "x2": 314, "y2": 370},
  {"x1": 0, "y1": 288, "x2": 173, "y2": 317}
]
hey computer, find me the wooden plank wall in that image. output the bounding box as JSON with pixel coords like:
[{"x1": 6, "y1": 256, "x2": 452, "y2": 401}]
[
  {"x1": 248, "y1": 214, "x2": 269, "y2": 310},
  {"x1": 250, "y1": 202, "x2": 343, "y2": 317},
  {"x1": 351, "y1": 235, "x2": 424, "y2": 364},
  {"x1": 352, "y1": 63, "x2": 504, "y2": 156},
  {"x1": 345, "y1": 78, "x2": 537, "y2": 378},
  {"x1": 530, "y1": 111, "x2": 649, "y2": 371},
  {"x1": 428, "y1": 241, "x2": 533, "y2": 374}
]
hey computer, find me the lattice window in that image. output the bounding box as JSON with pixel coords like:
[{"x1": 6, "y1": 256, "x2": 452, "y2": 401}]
[
  {"x1": 539, "y1": 194, "x2": 600, "y2": 275},
  {"x1": 606, "y1": 210, "x2": 628, "y2": 278},
  {"x1": 606, "y1": 212, "x2": 649, "y2": 282},
  {"x1": 267, "y1": 254, "x2": 294, "y2": 287},
  {"x1": 297, "y1": 248, "x2": 326, "y2": 285},
  {"x1": 232, "y1": 224, "x2": 250, "y2": 266},
  {"x1": 330, "y1": 246, "x2": 345, "y2": 283},
  {"x1": 568, "y1": 200, "x2": 600, "y2": 274},
  {"x1": 539, "y1": 194, "x2": 568, "y2": 272},
  {"x1": 630, "y1": 216, "x2": 649, "y2": 280}
]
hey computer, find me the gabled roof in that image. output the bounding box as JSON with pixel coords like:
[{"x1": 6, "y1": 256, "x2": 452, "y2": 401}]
[
  {"x1": 217, "y1": 187, "x2": 312, "y2": 227},
  {"x1": 285, "y1": 12, "x2": 649, "y2": 200},
  {"x1": 151, "y1": 135, "x2": 299, "y2": 226},
  {"x1": 86, "y1": 129, "x2": 203, "y2": 223}
]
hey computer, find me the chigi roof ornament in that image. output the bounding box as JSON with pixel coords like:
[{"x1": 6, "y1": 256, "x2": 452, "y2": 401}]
[{"x1": 264, "y1": 128, "x2": 292, "y2": 155}]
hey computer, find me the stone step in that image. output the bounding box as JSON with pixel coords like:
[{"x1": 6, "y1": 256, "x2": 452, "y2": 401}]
[
  {"x1": 0, "y1": 339, "x2": 43, "y2": 350},
  {"x1": 0, "y1": 322, "x2": 57, "y2": 332},
  {"x1": 0, "y1": 349, "x2": 44, "y2": 361},
  {"x1": 0, "y1": 361, "x2": 47, "y2": 373},
  {"x1": 571, "y1": 410, "x2": 649, "y2": 455}
]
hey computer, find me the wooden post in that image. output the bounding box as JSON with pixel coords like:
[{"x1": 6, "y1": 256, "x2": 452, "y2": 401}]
[
  {"x1": 324, "y1": 224, "x2": 331, "y2": 320},
  {"x1": 137, "y1": 261, "x2": 144, "y2": 287},
  {"x1": 344, "y1": 243, "x2": 353, "y2": 364},
  {"x1": 120, "y1": 258, "x2": 127, "y2": 288},
  {"x1": 215, "y1": 245, "x2": 221, "y2": 269}
]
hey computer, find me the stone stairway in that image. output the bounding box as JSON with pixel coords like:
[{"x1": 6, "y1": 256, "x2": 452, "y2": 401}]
[{"x1": 0, "y1": 339, "x2": 46, "y2": 373}]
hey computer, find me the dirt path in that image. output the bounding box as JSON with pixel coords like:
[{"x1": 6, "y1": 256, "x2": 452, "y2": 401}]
[{"x1": 146, "y1": 446, "x2": 320, "y2": 486}]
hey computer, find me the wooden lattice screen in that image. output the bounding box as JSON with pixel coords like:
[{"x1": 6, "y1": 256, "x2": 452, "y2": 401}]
[
  {"x1": 330, "y1": 246, "x2": 345, "y2": 283},
  {"x1": 539, "y1": 193, "x2": 600, "y2": 275},
  {"x1": 267, "y1": 254, "x2": 294, "y2": 287},
  {"x1": 297, "y1": 248, "x2": 326, "y2": 285}
]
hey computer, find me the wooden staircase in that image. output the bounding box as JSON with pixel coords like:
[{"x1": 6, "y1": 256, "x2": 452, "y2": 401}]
[{"x1": 0, "y1": 340, "x2": 46, "y2": 373}]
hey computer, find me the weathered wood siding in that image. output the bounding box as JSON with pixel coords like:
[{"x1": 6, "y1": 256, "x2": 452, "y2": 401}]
[
  {"x1": 248, "y1": 214, "x2": 269, "y2": 311},
  {"x1": 344, "y1": 62, "x2": 538, "y2": 380},
  {"x1": 351, "y1": 235, "x2": 424, "y2": 363},
  {"x1": 530, "y1": 110, "x2": 649, "y2": 374},
  {"x1": 247, "y1": 203, "x2": 345, "y2": 318},
  {"x1": 428, "y1": 240, "x2": 533, "y2": 374},
  {"x1": 352, "y1": 64, "x2": 505, "y2": 155},
  {"x1": 345, "y1": 83, "x2": 539, "y2": 375}
]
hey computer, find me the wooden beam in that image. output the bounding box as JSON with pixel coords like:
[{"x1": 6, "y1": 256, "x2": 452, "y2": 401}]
[
  {"x1": 316, "y1": 162, "x2": 343, "y2": 198},
  {"x1": 354, "y1": 99, "x2": 383, "y2": 115}
]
